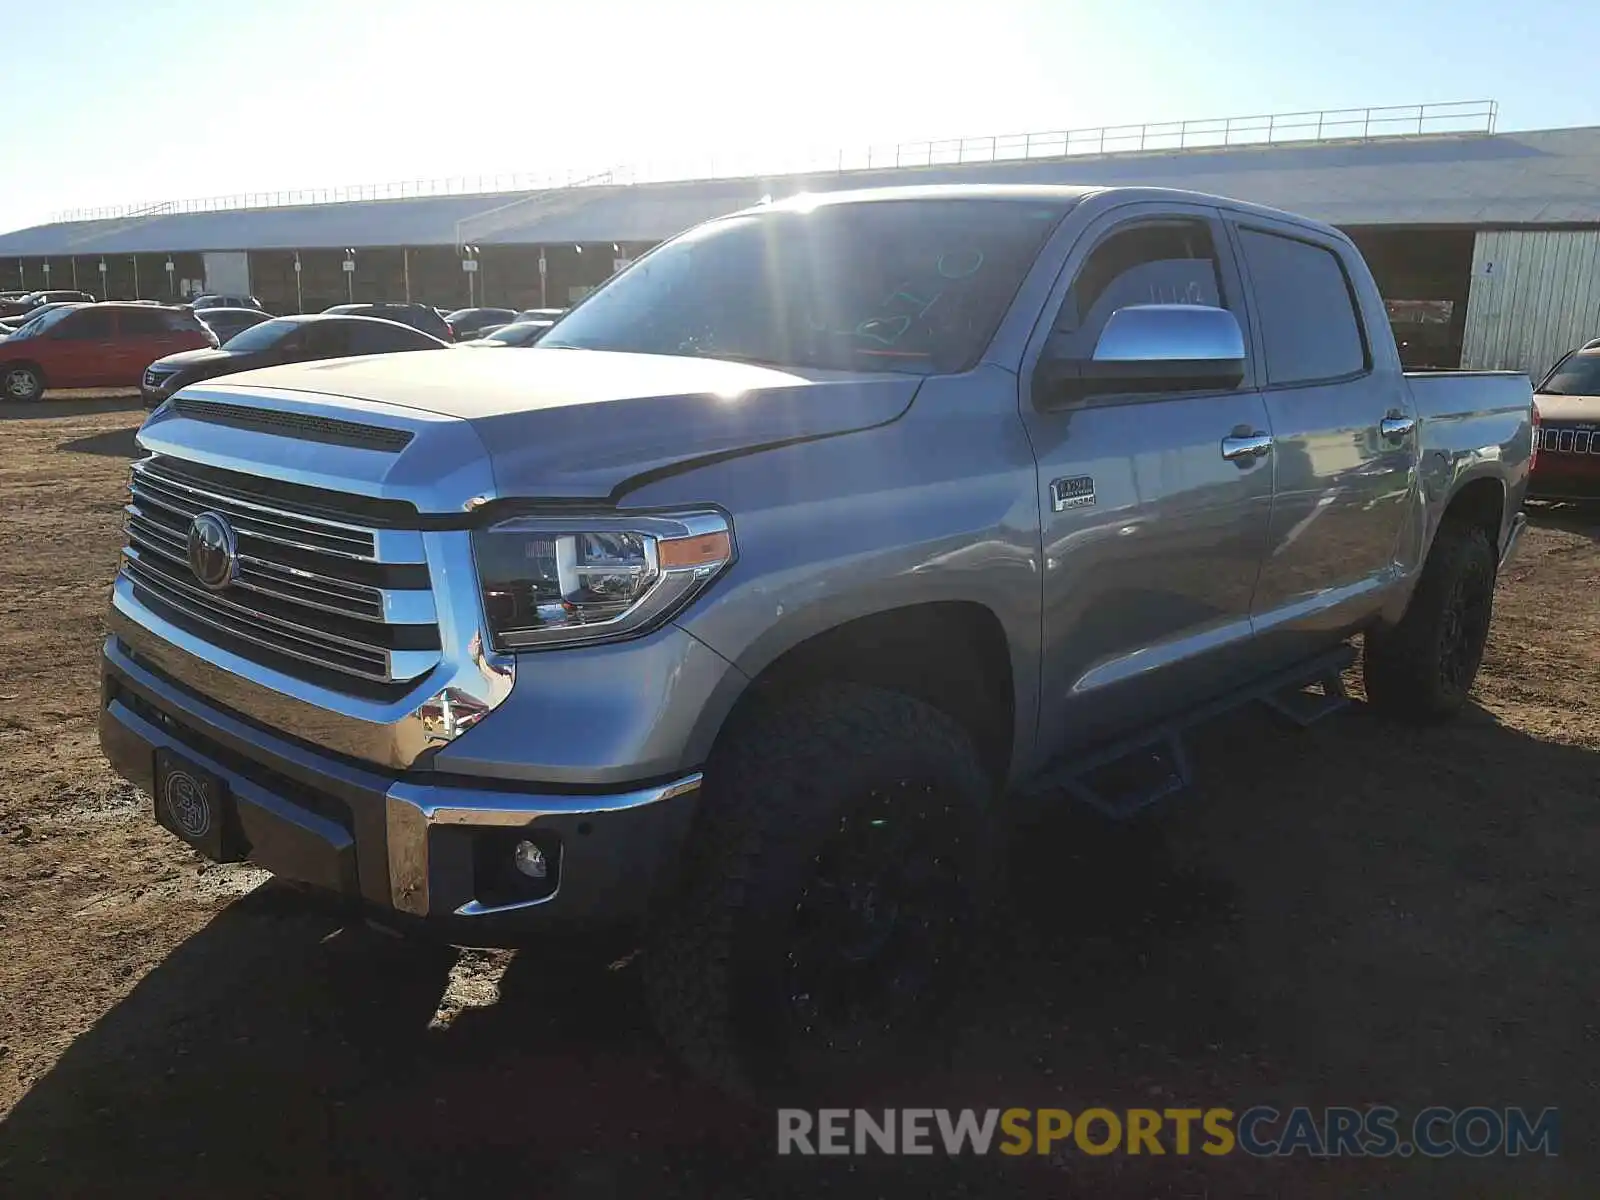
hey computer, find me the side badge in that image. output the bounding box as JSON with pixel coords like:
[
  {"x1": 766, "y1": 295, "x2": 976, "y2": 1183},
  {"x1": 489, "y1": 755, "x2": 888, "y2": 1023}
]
[{"x1": 1050, "y1": 476, "x2": 1096, "y2": 512}]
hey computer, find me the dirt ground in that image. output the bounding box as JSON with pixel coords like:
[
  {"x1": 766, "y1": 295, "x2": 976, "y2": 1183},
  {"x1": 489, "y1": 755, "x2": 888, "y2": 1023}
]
[{"x1": 0, "y1": 399, "x2": 1595, "y2": 1199}]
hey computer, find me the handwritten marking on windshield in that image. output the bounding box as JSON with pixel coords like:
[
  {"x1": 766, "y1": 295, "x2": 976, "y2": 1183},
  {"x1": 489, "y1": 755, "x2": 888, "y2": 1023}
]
[{"x1": 937, "y1": 250, "x2": 984, "y2": 279}]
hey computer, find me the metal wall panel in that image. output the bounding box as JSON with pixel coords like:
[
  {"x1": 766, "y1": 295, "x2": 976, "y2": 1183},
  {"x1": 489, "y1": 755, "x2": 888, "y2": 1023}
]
[{"x1": 1462, "y1": 229, "x2": 1600, "y2": 379}]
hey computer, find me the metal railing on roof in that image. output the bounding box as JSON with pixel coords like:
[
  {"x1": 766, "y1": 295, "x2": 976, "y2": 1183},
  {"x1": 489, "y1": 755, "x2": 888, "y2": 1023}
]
[{"x1": 49, "y1": 99, "x2": 1497, "y2": 224}]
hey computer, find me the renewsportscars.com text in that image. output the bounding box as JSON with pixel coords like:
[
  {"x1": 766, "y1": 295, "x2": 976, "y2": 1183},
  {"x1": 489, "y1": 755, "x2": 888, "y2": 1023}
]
[{"x1": 777, "y1": 1106, "x2": 1560, "y2": 1158}]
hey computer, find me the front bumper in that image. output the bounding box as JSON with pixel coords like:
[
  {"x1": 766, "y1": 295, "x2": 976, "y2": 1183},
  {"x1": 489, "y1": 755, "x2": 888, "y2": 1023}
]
[
  {"x1": 101, "y1": 636, "x2": 702, "y2": 936},
  {"x1": 1527, "y1": 457, "x2": 1600, "y2": 502}
]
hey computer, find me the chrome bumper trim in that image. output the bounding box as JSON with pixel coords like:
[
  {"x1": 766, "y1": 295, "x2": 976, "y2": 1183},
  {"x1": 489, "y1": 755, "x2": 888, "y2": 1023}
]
[
  {"x1": 384, "y1": 773, "x2": 704, "y2": 916},
  {"x1": 109, "y1": 527, "x2": 514, "y2": 769},
  {"x1": 1500, "y1": 511, "x2": 1528, "y2": 570}
]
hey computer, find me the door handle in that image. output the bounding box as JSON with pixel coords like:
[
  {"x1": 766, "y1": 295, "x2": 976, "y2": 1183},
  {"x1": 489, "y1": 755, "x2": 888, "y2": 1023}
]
[
  {"x1": 1221, "y1": 431, "x2": 1273, "y2": 462},
  {"x1": 1380, "y1": 413, "x2": 1416, "y2": 440}
]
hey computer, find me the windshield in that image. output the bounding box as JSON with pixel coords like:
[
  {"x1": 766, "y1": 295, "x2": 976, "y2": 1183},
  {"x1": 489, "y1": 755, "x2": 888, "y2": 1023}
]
[
  {"x1": 221, "y1": 318, "x2": 297, "y2": 351},
  {"x1": 1539, "y1": 351, "x2": 1600, "y2": 396},
  {"x1": 10, "y1": 305, "x2": 78, "y2": 338},
  {"x1": 540, "y1": 198, "x2": 1071, "y2": 374}
]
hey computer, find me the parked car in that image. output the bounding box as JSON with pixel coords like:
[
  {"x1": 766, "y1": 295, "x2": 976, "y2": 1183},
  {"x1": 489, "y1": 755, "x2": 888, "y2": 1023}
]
[
  {"x1": 445, "y1": 307, "x2": 518, "y2": 340},
  {"x1": 1, "y1": 303, "x2": 215, "y2": 401},
  {"x1": 1528, "y1": 344, "x2": 1600, "y2": 500},
  {"x1": 324, "y1": 302, "x2": 455, "y2": 342},
  {"x1": 455, "y1": 319, "x2": 555, "y2": 347},
  {"x1": 0, "y1": 301, "x2": 85, "y2": 337},
  {"x1": 514, "y1": 307, "x2": 568, "y2": 324},
  {"x1": 141, "y1": 314, "x2": 446, "y2": 408},
  {"x1": 102, "y1": 185, "x2": 1531, "y2": 1095},
  {"x1": 0, "y1": 289, "x2": 96, "y2": 319},
  {"x1": 191, "y1": 294, "x2": 264, "y2": 312},
  {"x1": 196, "y1": 306, "x2": 274, "y2": 345}
]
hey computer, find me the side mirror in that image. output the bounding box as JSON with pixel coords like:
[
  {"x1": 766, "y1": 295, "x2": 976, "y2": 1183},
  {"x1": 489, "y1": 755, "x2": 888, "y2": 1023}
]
[{"x1": 1035, "y1": 304, "x2": 1246, "y2": 406}]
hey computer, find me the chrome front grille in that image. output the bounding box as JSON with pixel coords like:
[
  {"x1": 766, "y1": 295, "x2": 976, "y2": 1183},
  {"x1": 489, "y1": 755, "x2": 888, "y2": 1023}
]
[
  {"x1": 122, "y1": 456, "x2": 441, "y2": 691},
  {"x1": 1537, "y1": 424, "x2": 1600, "y2": 455}
]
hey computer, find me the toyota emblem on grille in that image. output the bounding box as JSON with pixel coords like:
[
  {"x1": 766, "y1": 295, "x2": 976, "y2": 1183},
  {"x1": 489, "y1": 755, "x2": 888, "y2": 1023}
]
[{"x1": 187, "y1": 511, "x2": 238, "y2": 591}]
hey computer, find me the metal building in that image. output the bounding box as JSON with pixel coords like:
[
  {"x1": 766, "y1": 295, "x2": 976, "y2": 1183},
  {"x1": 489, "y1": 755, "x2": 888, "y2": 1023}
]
[{"x1": 3, "y1": 99, "x2": 1599, "y2": 378}]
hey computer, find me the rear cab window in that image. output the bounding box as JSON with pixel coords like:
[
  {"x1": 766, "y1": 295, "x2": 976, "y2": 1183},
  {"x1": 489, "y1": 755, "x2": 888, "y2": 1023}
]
[{"x1": 1235, "y1": 227, "x2": 1370, "y2": 385}]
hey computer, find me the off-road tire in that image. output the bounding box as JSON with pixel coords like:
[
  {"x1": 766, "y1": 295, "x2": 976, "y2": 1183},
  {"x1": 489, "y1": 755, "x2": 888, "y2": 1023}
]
[
  {"x1": 1364, "y1": 520, "x2": 1498, "y2": 722},
  {"x1": 642, "y1": 684, "x2": 998, "y2": 1098}
]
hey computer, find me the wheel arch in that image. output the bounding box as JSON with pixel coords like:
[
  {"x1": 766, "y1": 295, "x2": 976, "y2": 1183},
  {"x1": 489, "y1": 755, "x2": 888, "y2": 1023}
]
[
  {"x1": 1440, "y1": 473, "x2": 1508, "y2": 548},
  {"x1": 694, "y1": 599, "x2": 1022, "y2": 788}
]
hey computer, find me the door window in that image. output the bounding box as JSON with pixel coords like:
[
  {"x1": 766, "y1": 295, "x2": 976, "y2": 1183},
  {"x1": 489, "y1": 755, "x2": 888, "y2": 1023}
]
[
  {"x1": 348, "y1": 321, "x2": 428, "y2": 354},
  {"x1": 302, "y1": 323, "x2": 352, "y2": 357},
  {"x1": 118, "y1": 309, "x2": 170, "y2": 336},
  {"x1": 1236, "y1": 228, "x2": 1368, "y2": 385},
  {"x1": 57, "y1": 309, "x2": 116, "y2": 339},
  {"x1": 1051, "y1": 220, "x2": 1230, "y2": 361}
]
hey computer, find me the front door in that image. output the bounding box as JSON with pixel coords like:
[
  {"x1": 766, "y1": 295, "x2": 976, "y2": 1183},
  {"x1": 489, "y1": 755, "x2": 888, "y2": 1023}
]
[
  {"x1": 1020, "y1": 204, "x2": 1276, "y2": 760},
  {"x1": 49, "y1": 306, "x2": 119, "y2": 387},
  {"x1": 1225, "y1": 216, "x2": 1417, "y2": 667}
]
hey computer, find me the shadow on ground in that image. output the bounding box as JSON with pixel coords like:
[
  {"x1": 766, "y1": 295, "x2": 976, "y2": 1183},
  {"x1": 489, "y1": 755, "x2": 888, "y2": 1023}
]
[
  {"x1": 57, "y1": 426, "x2": 141, "y2": 458},
  {"x1": 1525, "y1": 502, "x2": 1600, "y2": 541},
  {"x1": 1, "y1": 701, "x2": 1593, "y2": 1198},
  {"x1": 0, "y1": 394, "x2": 142, "y2": 422}
]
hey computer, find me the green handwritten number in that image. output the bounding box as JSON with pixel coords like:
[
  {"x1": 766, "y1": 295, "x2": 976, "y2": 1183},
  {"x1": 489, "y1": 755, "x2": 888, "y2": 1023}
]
[
  {"x1": 855, "y1": 315, "x2": 912, "y2": 345},
  {"x1": 937, "y1": 250, "x2": 984, "y2": 279},
  {"x1": 887, "y1": 286, "x2": 940, "y2": 317}
]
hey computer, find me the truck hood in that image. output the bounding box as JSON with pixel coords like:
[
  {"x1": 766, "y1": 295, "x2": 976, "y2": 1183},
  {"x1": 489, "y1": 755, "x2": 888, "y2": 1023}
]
[
  {"x1": 1533, "y1": 392, "x2": 1600, "y2": 423},
  {"x1": 214, "y1": 347, "x2": 922, "y2": 501}
]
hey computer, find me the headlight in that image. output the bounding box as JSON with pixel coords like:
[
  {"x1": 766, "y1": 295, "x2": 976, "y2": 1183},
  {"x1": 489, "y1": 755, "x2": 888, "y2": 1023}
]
[{"x1": 472, "y1": 511, "x2": 733, "y2": 650}]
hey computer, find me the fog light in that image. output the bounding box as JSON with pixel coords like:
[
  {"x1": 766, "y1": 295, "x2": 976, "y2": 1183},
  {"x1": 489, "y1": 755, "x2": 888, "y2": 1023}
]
[{"x1": 512, "y1": 839, "x2": 548, "y2": 879}]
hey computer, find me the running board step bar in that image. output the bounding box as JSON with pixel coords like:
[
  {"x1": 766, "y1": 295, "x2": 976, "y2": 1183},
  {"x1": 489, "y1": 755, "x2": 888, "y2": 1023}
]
[{"x1": 1023, "y1": 644, "x2": 1356, "y2": 821}]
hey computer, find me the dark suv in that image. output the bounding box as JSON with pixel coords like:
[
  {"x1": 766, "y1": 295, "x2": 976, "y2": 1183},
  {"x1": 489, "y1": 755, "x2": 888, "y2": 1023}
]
[
  {"x1": 0, "y1": 290, "x2": 96, "y2": 319},
  {"x1": 323, "y1": 302, "x2": 455, "y2": 342}
]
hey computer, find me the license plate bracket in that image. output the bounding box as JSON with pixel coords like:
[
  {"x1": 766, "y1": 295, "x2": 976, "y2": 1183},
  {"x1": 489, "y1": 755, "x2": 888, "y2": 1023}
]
[{"x1": 153, "y1": 749, "x2": 246, "y2": 863}]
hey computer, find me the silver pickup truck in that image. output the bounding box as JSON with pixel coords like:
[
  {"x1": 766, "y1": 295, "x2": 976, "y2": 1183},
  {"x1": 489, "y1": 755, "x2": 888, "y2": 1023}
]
[{"x1": 100, "y1": 184, "x2": 1531, "y2": 1092}]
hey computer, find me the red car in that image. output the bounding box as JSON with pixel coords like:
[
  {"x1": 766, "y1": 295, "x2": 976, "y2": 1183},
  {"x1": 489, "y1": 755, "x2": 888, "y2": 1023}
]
[
  {"x1": 1530, "y1": 344, "x2": 1600, "y2": 501},
  {"x1": 1, "y1": 303, "x2": 217, "y2": 402}
]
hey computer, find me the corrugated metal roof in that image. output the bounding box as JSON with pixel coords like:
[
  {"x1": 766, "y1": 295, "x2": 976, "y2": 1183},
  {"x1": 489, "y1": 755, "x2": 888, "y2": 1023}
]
[{"x1": 5, "y1": 126, "x2": 1600, "y2": 257}]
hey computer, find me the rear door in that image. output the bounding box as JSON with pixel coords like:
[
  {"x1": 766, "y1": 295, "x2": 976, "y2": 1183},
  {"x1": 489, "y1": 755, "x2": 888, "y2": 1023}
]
[
  {"x1": 1224, "y1": 215, "x2": 1417, "y2": 666},
  {"x1": 1020, "y1": 201, "x2": 1277, "y2": 754},
  {"x1": 115, "y1": 308, "x2": 191, "y2": 384}
]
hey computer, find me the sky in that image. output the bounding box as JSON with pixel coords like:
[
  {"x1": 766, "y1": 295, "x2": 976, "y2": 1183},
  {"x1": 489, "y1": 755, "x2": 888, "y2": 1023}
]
[{"x1": 0, "y1": 0, "x2": 1598, "y2": 234}]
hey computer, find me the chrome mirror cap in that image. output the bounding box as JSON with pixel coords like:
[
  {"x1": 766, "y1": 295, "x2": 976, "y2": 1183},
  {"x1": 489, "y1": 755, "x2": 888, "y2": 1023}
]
[{"x1": 1093, "y1": 304, "x2": 1246, "y2": 363}]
